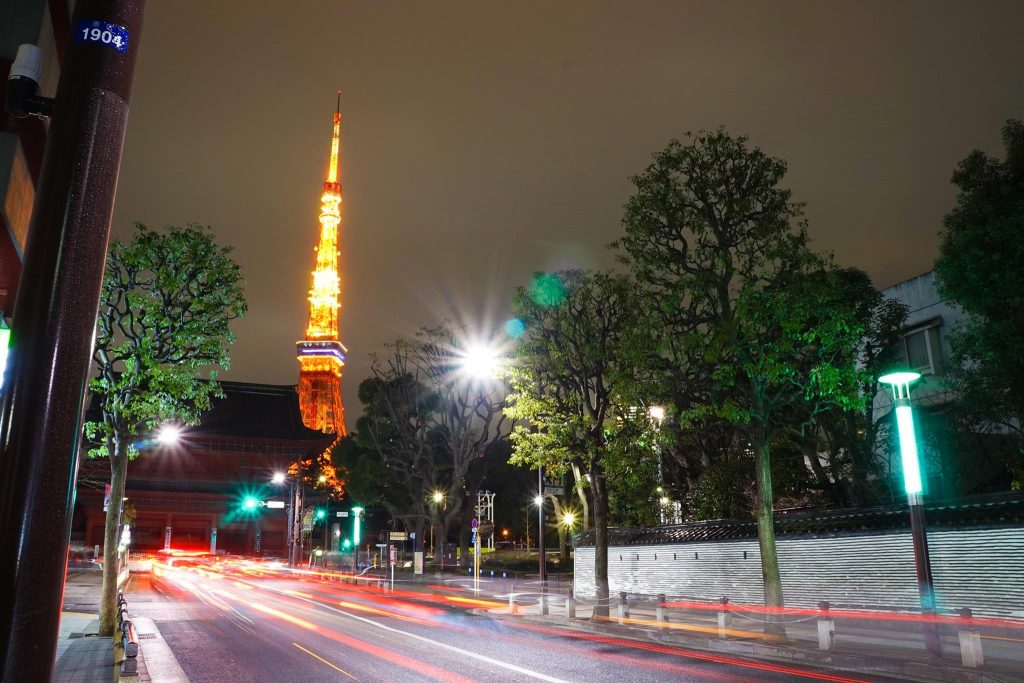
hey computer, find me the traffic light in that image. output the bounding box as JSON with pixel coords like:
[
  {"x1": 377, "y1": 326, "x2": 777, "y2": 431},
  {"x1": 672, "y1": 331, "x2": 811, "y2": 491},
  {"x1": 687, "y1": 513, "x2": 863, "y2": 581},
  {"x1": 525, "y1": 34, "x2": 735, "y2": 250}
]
[
  {"x1": 243, "y1": 496, "x2": 258, "y2": 511},
  {"x1": 342, "y1": 538, "x2": 351, "y2": 550},
  {"x1": 315, "y1": 508, "x2": 326, "y2": 520}
]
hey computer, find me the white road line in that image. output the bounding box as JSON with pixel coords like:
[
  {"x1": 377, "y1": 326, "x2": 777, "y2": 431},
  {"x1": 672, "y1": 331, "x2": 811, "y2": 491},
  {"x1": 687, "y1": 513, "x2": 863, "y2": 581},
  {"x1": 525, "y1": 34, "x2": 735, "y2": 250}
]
[{"x1": 275, "y1": 588, "x2": 572, "y2": 683}]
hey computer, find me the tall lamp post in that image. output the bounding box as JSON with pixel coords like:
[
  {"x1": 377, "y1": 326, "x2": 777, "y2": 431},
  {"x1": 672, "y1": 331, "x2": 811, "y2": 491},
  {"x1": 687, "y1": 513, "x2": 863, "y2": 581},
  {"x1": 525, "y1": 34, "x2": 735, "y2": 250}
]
[{"x1": 878, "y1": 370, "x2": 941, "y2": 657}]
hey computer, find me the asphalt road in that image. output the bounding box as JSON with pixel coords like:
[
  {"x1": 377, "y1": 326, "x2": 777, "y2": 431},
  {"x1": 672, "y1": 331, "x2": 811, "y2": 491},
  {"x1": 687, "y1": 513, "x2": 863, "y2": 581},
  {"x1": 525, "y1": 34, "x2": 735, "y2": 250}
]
[{"x1": 127, "y1": 561, "x2": 886, "y2": 683}]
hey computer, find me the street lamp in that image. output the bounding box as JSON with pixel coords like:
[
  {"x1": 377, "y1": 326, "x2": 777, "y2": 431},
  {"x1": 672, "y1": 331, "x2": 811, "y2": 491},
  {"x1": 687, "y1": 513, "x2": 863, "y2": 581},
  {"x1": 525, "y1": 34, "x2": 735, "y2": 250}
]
[
  {"x1": 459, "y1": 343, "x2": 501, "y2": 379},
  {"x1": 878, "y1": 369, "x2": 940, "y2": 657},
  {"x1": 156, "y1": 424, "x2": 181, "y2": 445},
  {"x1": 271, "y1": 471, "x2": 286, "y2": 485},
  {"x1": 562, "y1": 512, "x2": 576, "y2": 529}
]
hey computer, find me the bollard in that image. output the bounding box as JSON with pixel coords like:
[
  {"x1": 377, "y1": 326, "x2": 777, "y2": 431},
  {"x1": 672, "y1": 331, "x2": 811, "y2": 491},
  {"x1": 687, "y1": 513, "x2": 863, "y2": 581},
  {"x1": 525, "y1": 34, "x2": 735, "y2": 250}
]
[
  {"x1": 618, "y1": 592, "x2": 629, "y2": 625},
  {"x1": 656, "y1": 593, "x2": 668, "y2": 628},
  {"x1": 817, "y1": 601, "x2": 836, "y2": 652},
  {"x1": 958, "y1": 608, "x2": 984, "y2": 668},
  {"x1": 540, "y1": 593, "x2": 549, "y2": 616},
  {"x1": 717, "y1": 597, "x2": 731, "y2": 638},
  {"x1": 565, "y1": 595, "x2": 576, "y2": 620},
  {"x1": 509, "y1": 594, "x2": 518, "y2": 615}
]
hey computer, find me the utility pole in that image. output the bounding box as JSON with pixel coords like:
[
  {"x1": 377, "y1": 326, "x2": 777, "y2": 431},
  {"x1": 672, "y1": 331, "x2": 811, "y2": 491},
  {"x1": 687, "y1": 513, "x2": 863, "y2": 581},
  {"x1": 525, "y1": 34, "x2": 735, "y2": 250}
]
[
  {"x1": 538, "y1": 466, "x2": 546, "y2": 590},
  {"x1": 0, "y1": 2, "x2": 146, "y2": 679}
]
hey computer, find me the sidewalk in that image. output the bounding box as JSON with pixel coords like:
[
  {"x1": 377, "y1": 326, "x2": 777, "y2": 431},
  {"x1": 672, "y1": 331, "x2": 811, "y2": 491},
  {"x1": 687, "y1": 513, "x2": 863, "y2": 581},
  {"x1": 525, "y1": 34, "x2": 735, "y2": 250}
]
[
  {"x1": 54, "y1": 571, "x2": 113, "y2": 682},
  {"x1": 489, "y1": 594, "x2": 1024, "y2": 683},
  {"x1": 54, "y1": 570, "x2": 163, "y2": 683}
]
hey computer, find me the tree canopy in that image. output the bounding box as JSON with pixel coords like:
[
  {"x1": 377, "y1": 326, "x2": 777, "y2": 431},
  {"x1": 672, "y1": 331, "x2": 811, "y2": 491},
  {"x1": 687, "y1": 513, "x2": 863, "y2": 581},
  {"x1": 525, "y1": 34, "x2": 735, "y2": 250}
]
[
  {"x1": 615, "y1": 130, "x2": 867, "y2": 632},
  {"x1": 86, "y1": 223, "x2": 246, "y2": 635},
  {"x1": 935, "y1": 119, "x2": 1024, "y2": 443}
]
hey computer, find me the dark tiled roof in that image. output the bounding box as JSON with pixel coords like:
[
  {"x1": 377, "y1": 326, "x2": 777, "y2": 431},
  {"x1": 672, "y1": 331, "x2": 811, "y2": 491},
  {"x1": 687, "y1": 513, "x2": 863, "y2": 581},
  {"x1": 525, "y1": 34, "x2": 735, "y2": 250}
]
[
  {"x1": 85, "y1": 381, "x2": 331, "y2": 442},
  {"x1": 194, "y1": 381, "x2": 328, "y2": 441},
  {"x1": 575, "y1": 493, "x2": 1024, "y2": 547}
]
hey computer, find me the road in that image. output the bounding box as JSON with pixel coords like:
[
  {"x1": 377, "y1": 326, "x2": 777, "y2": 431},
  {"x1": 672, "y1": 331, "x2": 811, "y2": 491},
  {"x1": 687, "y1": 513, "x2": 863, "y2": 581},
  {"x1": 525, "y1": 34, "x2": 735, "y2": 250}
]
[{"x1": 127, "y1": 560, "x2": 888, "y2": 683}]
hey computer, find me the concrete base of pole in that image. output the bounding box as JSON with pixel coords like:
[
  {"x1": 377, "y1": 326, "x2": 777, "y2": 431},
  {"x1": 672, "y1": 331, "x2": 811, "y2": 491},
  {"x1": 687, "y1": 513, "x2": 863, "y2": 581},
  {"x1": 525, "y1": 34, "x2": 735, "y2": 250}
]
[
  {"x1": 817, "y1": 618, "x2": 836, "y2": 651},
  {"x1": 565, "y1": 596, "x2": 575, "y2": 620}
]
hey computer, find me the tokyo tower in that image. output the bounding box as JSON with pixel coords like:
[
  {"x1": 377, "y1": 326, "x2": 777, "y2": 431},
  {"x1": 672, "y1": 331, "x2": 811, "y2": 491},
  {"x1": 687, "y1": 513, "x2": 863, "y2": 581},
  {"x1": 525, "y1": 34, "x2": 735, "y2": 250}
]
[{"x1": 294, "y1": 95, "x2": 347, "y2": 494}]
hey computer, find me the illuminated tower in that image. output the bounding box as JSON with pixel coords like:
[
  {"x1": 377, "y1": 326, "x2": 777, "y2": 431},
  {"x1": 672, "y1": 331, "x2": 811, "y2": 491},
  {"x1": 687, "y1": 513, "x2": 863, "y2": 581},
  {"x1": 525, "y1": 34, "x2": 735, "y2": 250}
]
[{"x1": 295, "y1": 96, "x2": 347, "y2": 493}]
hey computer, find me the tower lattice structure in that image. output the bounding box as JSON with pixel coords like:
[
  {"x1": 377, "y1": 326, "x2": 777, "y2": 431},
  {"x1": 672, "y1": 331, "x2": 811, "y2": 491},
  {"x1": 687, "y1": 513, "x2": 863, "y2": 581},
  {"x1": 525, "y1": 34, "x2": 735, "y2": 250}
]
[{"x1": 295, "y1": 97, "x2": 348, "y2": 494}]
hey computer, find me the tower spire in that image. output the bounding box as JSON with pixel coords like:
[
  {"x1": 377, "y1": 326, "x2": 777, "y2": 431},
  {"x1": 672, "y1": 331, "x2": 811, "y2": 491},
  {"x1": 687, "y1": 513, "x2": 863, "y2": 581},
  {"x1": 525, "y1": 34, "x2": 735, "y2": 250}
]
[{"x1": 295, "y1": 97, "x2": 349, "y2": 496}]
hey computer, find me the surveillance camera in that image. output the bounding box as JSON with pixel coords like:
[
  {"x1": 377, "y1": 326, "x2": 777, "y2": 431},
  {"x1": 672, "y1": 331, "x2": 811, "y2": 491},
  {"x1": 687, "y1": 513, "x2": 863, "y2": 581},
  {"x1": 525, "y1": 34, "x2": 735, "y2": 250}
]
[{"x1": 6, "y1": 44, "x2": 53, "y2": 119}]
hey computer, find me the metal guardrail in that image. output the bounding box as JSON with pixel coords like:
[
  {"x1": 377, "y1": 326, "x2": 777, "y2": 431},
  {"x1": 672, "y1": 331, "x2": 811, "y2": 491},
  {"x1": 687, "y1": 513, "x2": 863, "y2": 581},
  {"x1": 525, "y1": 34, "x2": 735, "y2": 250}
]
[{"x1": 115, "y1": 590, "x2": 140, "y2": 681}]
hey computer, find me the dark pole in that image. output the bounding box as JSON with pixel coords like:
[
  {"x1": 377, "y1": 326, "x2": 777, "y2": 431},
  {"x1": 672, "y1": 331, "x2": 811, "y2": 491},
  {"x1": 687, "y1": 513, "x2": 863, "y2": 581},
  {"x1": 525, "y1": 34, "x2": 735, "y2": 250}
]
[
  {"x1": 285, "y1": 481, "x2": 295, "y2": 567},
  {"x1": 0, "y1": 1, "x2": 145, "y2": 679},
  {"x1": 909, "y1": 495, "x2": 942, "y2": 657},
  {"x1": 538, "y1": 466, "x2": 546, "y2": 589}
]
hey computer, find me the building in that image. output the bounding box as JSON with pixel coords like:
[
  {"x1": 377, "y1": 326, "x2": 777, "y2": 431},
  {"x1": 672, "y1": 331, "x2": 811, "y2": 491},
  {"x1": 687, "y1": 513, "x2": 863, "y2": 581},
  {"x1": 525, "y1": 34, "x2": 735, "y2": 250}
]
[
  {"x1": 880, "y1": 270, "x2": 962, "y2": 411},
  {"x1": 73, "y1": 382, "x2": 332, "y2": 556}
]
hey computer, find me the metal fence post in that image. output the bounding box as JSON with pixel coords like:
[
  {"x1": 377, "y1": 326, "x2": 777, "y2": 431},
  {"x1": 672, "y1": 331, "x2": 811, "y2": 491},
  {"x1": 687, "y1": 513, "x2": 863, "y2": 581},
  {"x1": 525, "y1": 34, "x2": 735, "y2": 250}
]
[
  {"x1": 656, "y1": 593, "x2": 668, "y2": 628},
  {"x1": 717, "y1": 597, "x2": 731, "y2": 638},
  {"x1": 817, "y1": 601, "x2": 836, "y2": 652},
  {"x1": 958, "y1": 608, "x2": 984, "y2": 668}
]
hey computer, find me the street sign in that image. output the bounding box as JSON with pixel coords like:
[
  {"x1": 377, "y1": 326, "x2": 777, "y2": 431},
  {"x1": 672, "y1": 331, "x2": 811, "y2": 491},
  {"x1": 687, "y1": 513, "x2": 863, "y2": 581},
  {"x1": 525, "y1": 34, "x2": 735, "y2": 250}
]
[
  {"x1": 389, "y1": 531, "x2": 408, "y2": 541},
  {"x1": 389, "y1": 545, "x2": 397, "y2": 566},
  {"x1": 266, "y1": 500, "x2": 285, "y2": 509},
  {"x1": 336, "y1": 511, "x2": 349, "y2": 518},
  {"x1": 543, "y1": 485, "x2": 564, "y2": 495},
  {"x1": 301, "y1": 508, "x2": 314, "y2": 532},
  {"x1": 471, "y1": 517, "x2": 479, "y2": 529}
]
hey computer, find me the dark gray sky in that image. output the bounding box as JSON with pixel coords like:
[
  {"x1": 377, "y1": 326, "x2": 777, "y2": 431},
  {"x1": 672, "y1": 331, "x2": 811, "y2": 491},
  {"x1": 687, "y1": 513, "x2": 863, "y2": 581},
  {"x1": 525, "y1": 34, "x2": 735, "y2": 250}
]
[{"x1": 110, "y1": 1, "x2": 1024, "y2": 420}]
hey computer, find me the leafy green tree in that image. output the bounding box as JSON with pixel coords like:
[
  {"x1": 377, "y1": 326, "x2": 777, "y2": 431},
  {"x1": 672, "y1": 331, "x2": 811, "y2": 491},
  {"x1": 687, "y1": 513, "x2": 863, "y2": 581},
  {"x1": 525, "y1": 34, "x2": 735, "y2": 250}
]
[
  {"x1": 505, "y1": 270, "x2": 652, "y2": 618},
  {"x1": 86, "y1": 223, "x2": 245, "y2": 635},
  {"x1": 935, "y1": 120, "x2": 1024, "y2": 452},
  {"x1": 790, "y1": 268, "x2": 908, "y2": 507},
  {"x1": 615, "y1": 131, "x2": 866, "y2": 635}
]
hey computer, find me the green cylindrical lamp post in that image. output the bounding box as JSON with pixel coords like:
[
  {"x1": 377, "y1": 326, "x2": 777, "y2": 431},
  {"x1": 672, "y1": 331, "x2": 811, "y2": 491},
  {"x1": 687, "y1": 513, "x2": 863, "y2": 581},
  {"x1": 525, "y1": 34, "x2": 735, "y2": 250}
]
[{"x1": 878, "y1": 370, "x2": 941, "y2": 657}]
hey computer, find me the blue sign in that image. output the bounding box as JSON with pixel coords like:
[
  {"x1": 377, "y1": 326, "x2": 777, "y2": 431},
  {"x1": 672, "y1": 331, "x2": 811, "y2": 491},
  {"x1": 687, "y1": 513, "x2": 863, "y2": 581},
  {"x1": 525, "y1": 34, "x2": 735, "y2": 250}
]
[{"x1": 75, "y1": 20, "x2": 129, "y2": 54}]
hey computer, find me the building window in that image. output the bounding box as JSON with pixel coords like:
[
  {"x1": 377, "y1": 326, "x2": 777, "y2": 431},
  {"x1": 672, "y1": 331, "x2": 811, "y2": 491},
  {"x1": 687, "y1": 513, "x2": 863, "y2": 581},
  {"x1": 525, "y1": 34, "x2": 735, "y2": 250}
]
[{"x1": 903, "y1": 320, "x2": 943, "y2": 375}]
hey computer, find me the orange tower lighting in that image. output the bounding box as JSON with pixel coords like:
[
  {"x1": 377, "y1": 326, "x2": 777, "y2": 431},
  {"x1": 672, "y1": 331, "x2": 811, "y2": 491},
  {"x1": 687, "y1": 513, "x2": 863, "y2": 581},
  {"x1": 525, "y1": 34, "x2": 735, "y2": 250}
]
[{"x1": 296, "y1": 96, "x2": 348, "y2": 489}]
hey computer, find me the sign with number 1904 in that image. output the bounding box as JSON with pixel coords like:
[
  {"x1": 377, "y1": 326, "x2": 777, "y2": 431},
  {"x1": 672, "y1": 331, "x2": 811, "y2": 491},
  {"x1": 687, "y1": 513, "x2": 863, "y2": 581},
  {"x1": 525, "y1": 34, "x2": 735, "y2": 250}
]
[{"x1": 75, "y1": 20, "x2": 129, "y2": 54}]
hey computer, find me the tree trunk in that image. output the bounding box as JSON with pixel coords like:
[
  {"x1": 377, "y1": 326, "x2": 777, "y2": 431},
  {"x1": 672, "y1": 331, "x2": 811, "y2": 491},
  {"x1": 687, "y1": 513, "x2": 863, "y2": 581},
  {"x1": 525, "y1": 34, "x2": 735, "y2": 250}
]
[
  {"x1": 590, "y1": 461, "x2": 610, "y2": 619},
  {"x1": 753, "y1": 430, "x2": 786, "y2": 640},
  {"x1": 99, "y1": 447, "x2": 128, "y2": 636},
  {"x1": 571, "y1": 462, "x2": 590, "y2": 532}
]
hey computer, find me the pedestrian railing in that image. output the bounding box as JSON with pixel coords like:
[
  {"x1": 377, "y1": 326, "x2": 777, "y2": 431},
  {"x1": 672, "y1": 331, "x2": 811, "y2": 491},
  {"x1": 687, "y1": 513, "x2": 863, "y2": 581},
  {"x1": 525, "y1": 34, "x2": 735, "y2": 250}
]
[
  {"x1": 533, "y1": 591, "x2": 1022, "y2": 671},
  {"x1": 114, "y1": 590, "x2": 140, "y2": 682}
]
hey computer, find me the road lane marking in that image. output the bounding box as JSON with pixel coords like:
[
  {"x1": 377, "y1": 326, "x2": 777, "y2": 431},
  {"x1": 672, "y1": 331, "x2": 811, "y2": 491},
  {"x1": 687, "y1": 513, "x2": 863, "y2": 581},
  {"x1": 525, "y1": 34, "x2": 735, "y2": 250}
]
[
  {"x1": 284, "y1": 592, "x2": 572, "y2": 683},
  {"x1": 293, "y1": 642, "x2": 358, "y2": 680}
]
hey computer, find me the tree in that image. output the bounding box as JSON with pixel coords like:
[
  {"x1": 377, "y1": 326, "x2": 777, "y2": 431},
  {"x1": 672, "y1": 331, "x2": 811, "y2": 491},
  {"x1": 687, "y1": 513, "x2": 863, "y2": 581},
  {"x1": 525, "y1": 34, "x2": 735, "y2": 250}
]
[
  {"x1": 505, "y1": 270, "x2": 652, "y2": 618},
  {"x1": 790, "y1": 268, "x2": 908, "y2": 507},
  {"x1": 615, "y1": 131, "x2": 865, "y2": 636},
  {"x1": 935, "y1": 120, "x2": 1024, "y2": 452},
  {"x1": 357, "y1": 325, "x2": 508, "y2": 563},
  {"x1": 85, "y1": 223, "x2": 246, "y2": 635}
]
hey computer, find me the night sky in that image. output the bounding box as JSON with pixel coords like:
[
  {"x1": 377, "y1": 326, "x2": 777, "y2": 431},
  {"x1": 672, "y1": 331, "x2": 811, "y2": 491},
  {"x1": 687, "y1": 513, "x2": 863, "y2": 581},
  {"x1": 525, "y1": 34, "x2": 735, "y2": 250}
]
[{"x1": 109, "y1": 1, "x2": 1024, "y2": 420}]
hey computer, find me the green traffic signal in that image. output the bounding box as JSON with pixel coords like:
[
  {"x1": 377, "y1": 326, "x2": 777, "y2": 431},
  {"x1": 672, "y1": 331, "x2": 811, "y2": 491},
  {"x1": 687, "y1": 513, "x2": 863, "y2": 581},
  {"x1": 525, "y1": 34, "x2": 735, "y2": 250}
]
[
  {"x1": 315, "y1": 508, "x2": 326, "y2": 520},
  {"x1": 243, "y1": 496, "x2": 258, "y2": 510}
]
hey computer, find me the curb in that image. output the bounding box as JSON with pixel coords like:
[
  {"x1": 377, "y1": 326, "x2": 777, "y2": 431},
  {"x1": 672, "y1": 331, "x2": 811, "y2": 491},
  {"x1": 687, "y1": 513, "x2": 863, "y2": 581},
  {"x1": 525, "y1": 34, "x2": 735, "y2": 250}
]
[{"x1": 131, "y1": 617, "x2": 190, "y2": 683}]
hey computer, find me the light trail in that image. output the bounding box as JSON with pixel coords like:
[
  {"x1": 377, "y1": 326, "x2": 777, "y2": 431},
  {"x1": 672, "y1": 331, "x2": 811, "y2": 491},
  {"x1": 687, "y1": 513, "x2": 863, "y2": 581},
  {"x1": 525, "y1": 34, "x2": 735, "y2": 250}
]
[{"x1": 508, "y1": 621, "x2": 875, "y2": 683}]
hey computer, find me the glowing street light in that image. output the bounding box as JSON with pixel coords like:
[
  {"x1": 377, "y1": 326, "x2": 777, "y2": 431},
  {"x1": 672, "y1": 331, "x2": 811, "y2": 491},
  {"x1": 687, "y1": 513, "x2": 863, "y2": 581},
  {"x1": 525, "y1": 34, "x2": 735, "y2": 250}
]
[
  {"x1": 318, "y1": 474, "x2": 327, "y2": 483},
  {"x1": 351, "y1": 506, "x2": 364, "y2": 547},
  {"x1": 562, "y1": 512, "x2": 576, "y2": 529},
  {"x1": 533, "y1": 495, "x2": 545, "y2": 507},
  {"x1": 156, "y1": 424, "x2": 181, "y2": 445},
  {"x1": 459, "y1": 343, "x2": 501, "y2": 379},
  {"x1": 432, "y1": 490, "x2": 444, "y2": 504},
  {"x1": 878, "y1": 369, "x2": 940, "y2": 656},
  {"x1": 271, "y1": 471, "x2": 286, "y2": 485}
]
